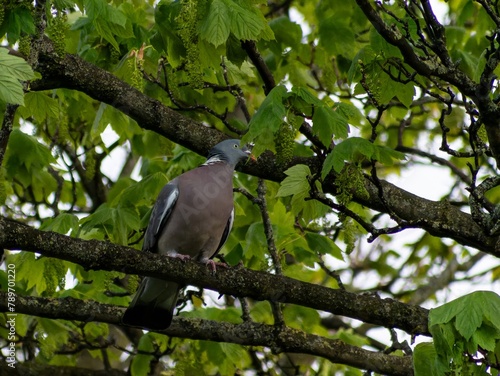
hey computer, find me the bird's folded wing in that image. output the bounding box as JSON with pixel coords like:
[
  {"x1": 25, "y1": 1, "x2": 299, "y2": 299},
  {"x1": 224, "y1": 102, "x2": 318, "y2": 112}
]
[{"x1": 142, "y1": 181, "x2": 179, "y2": 252}]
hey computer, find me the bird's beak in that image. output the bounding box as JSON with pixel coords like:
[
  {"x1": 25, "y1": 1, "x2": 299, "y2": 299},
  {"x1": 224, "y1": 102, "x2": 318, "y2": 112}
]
[{"x1": 242, "y1": 144, "x2": 256, "y2": 161}]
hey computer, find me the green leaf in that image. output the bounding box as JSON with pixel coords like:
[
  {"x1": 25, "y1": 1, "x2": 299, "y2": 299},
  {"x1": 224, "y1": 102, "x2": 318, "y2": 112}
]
[
  {"x1": 472, "y1": 324, "x2": 498, "y2": 352},
  {"x1": 41, "y1": 213, "x2": 80, "y2": 235},
  {"x1": 200, "y1": 0, "x2": 230, "y2": 47},
  {"x1": 292, "y1": 86, "x2": 322, "y2": 106},
  {"x1": 224, "y1": 60, "x2": 256, "y2": 85},
  {"x1": 244, "y1": 222, "x2": 267, "y2": 260},
  {"x1": 269, "y1": 16, "x2": 302, "y2": 49},
  {"x1": 131, "y1": 334, "x2": 155, "y2": 376},
  {"x1": 290, "y1": 188, "x2": 330, "y2": 222},
  {"x1": 37, "y1": 318, "x2": 71, "y2": 358},
  {"x1": 86, "y1": 322, "x2": 109, "y2": 341},
  {"x1": 248, "y1": 85, "x2": 287, "y2": 129},
  {"x1": 94, "y1": 19, "x2": 120, "y2": 51},
  {"x1": 312, "y1": 105, "x2": 350, "y2": 147},
  {"x1": 413, "y1": 342, "x2": 442, "y2": 376},
  {"x1": 20, "y1": 92, "x2": 59, "y2": 121},
  {"x1": 321, "y1": 137, "x2": 405, "y2": 178},
  {"x1": 14, "y1": 252, "x2": 41, "y2": 292},
  {"x1": 374, "y1": 145, "x2": 406, "y2": 166},
  {"x1": 111, "y1": 172, "x2": 168, "y2": 206},
  {"x1": 13, "y1": 253, "x2": 66, "y2": 296},
  {"x1": 430, "y1": 291, "x2": 500, "y2": 340},
  {"x1": 83, "y1": 0, "x2": 134, "y2": 50},
  {"x1": 305, "y1": 232, "x2": 343, "y2": 260},
  {"x1": 80, "y1": 204, "x2": 141, "y2": 245},
  {"x1": 6, "y1": 129, "x2": 56, "y2": 170},
  {"x1": 1, "y1": 7, "x2": 36, "y2": 43},
  {"x1": 429, "y1": 291, "x2": 500, "y2": 365},
  {"x1": 80, "y1": 204, "x2": 111, "y2": 228},
  {"x1": 242, "y1": 85, "x2": 287, "y2": 156},
  {"x1": 429, "y1": 321, "x2": 456, "y2": 359},
  {"x1": 397, "y1": 82, "x2": 415, "y2": 108},
  {"x1": 91, "y1": 102, "x2": 108, "y2": 139},
  {"x1": 319, "y1": 17, "x2": 356, "y2": 58},
  {"x1": 0, "y1": 49, "x2": 34, "y2": 81},
  {"x1": 153, "y1": 1, "x2": 184, "y2": 66},
  {"x1": 377, "y1": 73, "x2": 400, "y2": 105},
  {"x1": 112, "y1": 206, "x2": 141, "y2": 245},
  {"x1": 219, "y1": 342, "x2": 249, "y2": 369},
  {"x1": 369, "y1": 28, "x2": 402, "y2": 59},
  {"x1": 335, "y1": 328, "x2": 370, "y2": 347},
  {"x1": 227, "y1": 0, "x2": 274, "y2": 41},
  {"x1": 284, "y1": 305, "x2": 323, "y2": 332},
  {"x1": 276, "y1": 164, "x2": 311, "y2": 197},
  {"x1": 0, "y1": 49, "x2": 34, "y2": 105},
  {"x1": 455, "y1": 302, "x2": 483, "y2": 340},
  {"x1": 0, "y1": 72, "x2": 26, "y2": 105},
  {"x1": 347, "y1": 46, "x2": 377, "y2": 83}
]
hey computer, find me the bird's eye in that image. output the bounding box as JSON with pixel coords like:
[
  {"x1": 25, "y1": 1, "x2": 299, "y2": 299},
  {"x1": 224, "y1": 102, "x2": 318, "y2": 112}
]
[{"x1": 233, "y1": 144, "x2": 238, "y2": 148}]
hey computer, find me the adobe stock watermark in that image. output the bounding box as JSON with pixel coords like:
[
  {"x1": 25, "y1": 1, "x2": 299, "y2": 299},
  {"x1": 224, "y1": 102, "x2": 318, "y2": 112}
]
[{"x1": 6, "y1": 263, "x2": 17, "y2": 369}]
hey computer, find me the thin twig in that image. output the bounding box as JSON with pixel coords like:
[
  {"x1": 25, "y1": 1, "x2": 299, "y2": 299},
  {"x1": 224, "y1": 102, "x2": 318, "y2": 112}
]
[
  {"x1": 237, "y1": 181, "x2": 284, "y2": 325},
  {"x1": 318, "y1": 255, "x2": 345, "y2": 290},
  {"x1": 256, "y1": 179, "x2": 282, "y2": 275},
  {"x1": 241, "y1": 40, "x2": 276, "y2": 94}
]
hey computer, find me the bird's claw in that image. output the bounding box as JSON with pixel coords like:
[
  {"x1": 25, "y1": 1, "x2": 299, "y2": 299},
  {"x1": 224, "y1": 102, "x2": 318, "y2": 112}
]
[
  {"x1": 174, "y1": 254, "x2": 192, "y2": 262},
  {"x1": 204, "y1": 260, "x2": 229, "y2": 275}
]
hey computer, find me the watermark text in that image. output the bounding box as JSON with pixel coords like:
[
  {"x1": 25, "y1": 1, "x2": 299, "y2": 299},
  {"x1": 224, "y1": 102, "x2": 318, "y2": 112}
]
[{"x1": 6, "y1": 263, "x2": 17, "y2": 369}]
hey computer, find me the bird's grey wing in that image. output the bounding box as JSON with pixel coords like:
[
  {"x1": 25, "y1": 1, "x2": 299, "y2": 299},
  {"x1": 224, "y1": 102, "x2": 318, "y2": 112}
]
[
  {"x1": 122, "y1": 181, "x2": 180, "y2": 330},
  {"x1": 212, "y1": 208, "x2": 234, "y2": 258},
  {"x1": 143, "y1": 181, "x2": 179, "y2": 252}
]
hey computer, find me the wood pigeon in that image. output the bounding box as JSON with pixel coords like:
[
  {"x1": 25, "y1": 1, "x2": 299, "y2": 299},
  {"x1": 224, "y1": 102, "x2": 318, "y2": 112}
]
[{"x1": 122, "y1": 139, "x2": 250, "y2": 330}]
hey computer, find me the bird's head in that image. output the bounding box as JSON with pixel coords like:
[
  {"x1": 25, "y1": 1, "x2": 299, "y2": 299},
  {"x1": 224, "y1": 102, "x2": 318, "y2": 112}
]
[{"x1": 206, "y1": 139, "x2": 252, "y2": 168}]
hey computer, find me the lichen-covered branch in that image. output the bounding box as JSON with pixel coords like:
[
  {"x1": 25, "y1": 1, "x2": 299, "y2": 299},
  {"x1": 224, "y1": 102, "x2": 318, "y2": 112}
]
[
  {"x1": 0, "y1": 216, "x2": 430, "y2": 336},
  {"x1": 0, "y1": 293, "x2": 414, "y2": 376}
]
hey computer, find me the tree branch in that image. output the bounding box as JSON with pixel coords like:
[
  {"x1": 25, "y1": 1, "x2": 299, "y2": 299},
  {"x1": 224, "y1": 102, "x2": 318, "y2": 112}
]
[
  {"x1": 241, "y1": 40, "x2": 276, "y2": 94},
  {"x1": 28, "y1": 37, "x2": 500, "y2": 255},
  {"x1": 0, "y1": 216, "x2": 430, "y2": 336},
  {"x1": 0, "y1": 292, "x2": 414, "y2": 376}
]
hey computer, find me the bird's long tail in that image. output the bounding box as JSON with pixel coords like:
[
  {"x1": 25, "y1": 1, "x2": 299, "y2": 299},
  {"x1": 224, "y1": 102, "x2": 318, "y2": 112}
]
[{"x1": 122, "y1": 277, "x2": 180, "y2": 330}]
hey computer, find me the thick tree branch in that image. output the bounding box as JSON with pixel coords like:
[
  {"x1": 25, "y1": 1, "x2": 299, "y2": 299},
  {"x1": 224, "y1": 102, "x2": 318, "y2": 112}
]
[
  {"x1": 0, "y1": 293, "x2": 414, "y2": 376},
  {"x1": 28, "y1": 38, "x2": 500, "y2": 254},
  {"x1": 0, "y1": 216, "x2": 430, "y2": 336},
  {"x1": 354, "y1": 178, "x2": 499, "y2": 253}
]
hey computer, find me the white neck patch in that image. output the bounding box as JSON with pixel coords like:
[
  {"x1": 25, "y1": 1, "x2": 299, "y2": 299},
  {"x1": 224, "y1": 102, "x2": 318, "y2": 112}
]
[{"x1": 203, "y1": 156, "x2": 225, "y2": 165}]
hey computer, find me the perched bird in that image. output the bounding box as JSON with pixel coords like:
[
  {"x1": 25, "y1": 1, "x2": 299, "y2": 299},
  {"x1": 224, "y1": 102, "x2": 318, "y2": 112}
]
[{"x1": 122, "y1": 139, "x2": 250, "y2": 330}]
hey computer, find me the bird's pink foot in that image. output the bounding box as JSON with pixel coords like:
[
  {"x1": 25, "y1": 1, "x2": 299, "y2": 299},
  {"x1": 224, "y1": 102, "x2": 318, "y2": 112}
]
[
  {"x1": 203, "y1": 260, "x2": 229, "y2": 274},
  {"x1": 174, "y1": 254, "x2": 191, "y2": 261}
]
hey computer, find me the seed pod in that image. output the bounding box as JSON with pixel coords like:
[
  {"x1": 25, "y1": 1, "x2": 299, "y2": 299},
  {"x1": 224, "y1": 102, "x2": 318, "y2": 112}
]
[{"x1": 275, "y1": 120, "x2": 296, "y2": 167}]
